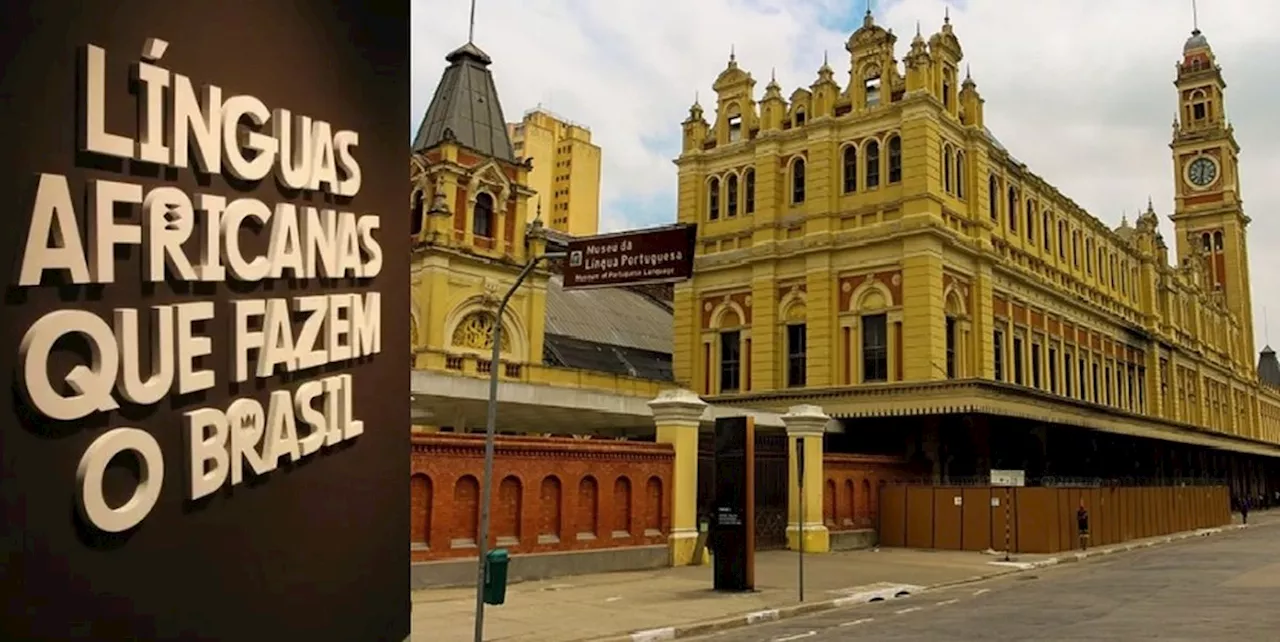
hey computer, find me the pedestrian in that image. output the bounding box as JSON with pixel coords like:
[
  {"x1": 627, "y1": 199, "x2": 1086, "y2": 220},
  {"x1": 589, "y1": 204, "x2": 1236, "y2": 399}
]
[
  {"x1": 1241, "y1": 496, "x2": 1249, "y2": 525},
  {"x1": 1077, "y1": 500, "x2": 1090, "y2": 550}
]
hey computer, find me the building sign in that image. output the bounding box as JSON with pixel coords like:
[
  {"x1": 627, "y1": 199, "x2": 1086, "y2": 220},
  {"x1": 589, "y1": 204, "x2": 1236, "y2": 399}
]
[
  {"x1": 0, "y1": 2, "x2": 409, "y2": 641},
  {"x1": 990, "y1": 469, "x2": 1027, "y2": 487},
  {"x1": 562, "y1": 223, "x2": 697, "y2": 290}
]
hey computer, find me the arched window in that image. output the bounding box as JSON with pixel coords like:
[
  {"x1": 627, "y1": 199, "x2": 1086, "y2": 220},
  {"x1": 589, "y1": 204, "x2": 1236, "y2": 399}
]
[
  {"x1": 708, "y1": 177, "x2": 721, "y2": 220},
  {"x1": 1007, "y1": 187, "x2": 1018, "y2": 232},
  {"x1": 411, "y1": 190, "x2": 424, "y2": 236},
  {"x1": 1057, "y1": 220, "x2": 1066, "y2": 257},
  {"x1": 744, "y1": 169, "x2": 756, "y2": 214},
  {"x1": 1213, "y1": 230, "x2": 1224, "y2": 251},
  {"x1": 1025, "y1": 199, "x2": 1035, "y2": 241},
  {"x1": 988, "y1": 175, "x2": 998, "y2": 220},
  {"x1": 1042, "y1": 211, "x2": 1051, "y2": 251},
  {"x1": 1085, "y1": 239, "x2": 1093, "y2": 273},
  {"x1": 887, "y1": 135, "x2": 902, "y2": 183},
  {"x1": 1190, "y1": 89, "x2": 1209, "y2": 121},
  {"x1": 942, "y1": 144, "x2": 953, "y2": 193},
  {"x1": 1201, "y1": 232, "x2": 1211, "y2": 252},
  {"x1": 955, "y1": 151, "x2": 966, "y2": 199},
  {"x1": 473, "y1": 192, "x2": 495, "y2": 238},
  {"x1": 791, "y1": 158, "x2": 806, "y2": 204},
  {"x1": 726, "y1": 174, "x2": 739, "y2": 217},
  {"x1": 865, "y1": 141, "x2": 880, "y2": 188},
  {"x1": 842, "y1": 146, "x2": 857, "y2": 193},
  {"x1": 794, "y1": 109, "x2": 807, "y2": 127}
]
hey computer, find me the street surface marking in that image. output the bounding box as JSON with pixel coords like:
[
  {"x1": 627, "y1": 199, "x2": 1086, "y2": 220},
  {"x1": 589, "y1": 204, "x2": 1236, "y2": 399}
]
[
  {"x1": 973, "y1": 588, "x2": 990, "y2": 596},
  {"x1": 895, "y1": 606, "x2": 923, "y2": 615},
  {"x1": 630, "y1": 627, "x2": 675, "y2": 642},
  {"x1": 746, "y1": 608, "x2": 780, "y2": 624},
  {"x1": 605, "y1": 596, "x2": 622, "y2": 602},
  {"x1": 839, "y1": 618, "x2": 875, "y2": 627},
  {"x1": 771, "y1": 632, "x2": 815, "y2": 642},
  {"x1": 935, "y1": 599, "x2": 959, "y2": 606}
]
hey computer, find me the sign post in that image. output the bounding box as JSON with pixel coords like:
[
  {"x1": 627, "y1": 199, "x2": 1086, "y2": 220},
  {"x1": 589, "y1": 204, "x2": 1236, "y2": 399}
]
[
  {"x1": 990, "y1": 470, "x2": 1024, "y2": 562},
  {"x1": 473, "y1": 252, "x2": 564, "y2": 642}
]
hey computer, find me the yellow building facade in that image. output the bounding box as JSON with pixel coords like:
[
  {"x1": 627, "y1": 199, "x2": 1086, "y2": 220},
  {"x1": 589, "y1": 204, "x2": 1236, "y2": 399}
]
[
  {"x1": 508, "y1": 108, "x2": 603, "y2": 237},
  {"x1": 409, "y1": 42, "x2": 673, "y2": 435},
  {"x1": 672, "y1": 14, "x2": 1280, "y2": 485}
]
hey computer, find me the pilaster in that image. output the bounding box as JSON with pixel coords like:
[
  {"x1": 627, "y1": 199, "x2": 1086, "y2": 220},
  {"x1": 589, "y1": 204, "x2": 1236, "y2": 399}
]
[
  {"x1": 649, "y1": 389, "x2": 708, "y2": 566},
  {"x1": 901, "y1": 236, "x2": 947, "y2": 381},
  {"x1": 672, "y1": 282, "x2": 697, "y2": 389},
  {"x1": 974, "y1": 262, "x2": 995, "y2": 378},
  {"x1": 751, "y1": 265, "x2": 779, "y2": 391},
  {"x1": 783, "y1": 404, "x2": 830, "y2": 553},
  {"x1": 805, "y1": 253, "x2": 834, "y2": 387}
]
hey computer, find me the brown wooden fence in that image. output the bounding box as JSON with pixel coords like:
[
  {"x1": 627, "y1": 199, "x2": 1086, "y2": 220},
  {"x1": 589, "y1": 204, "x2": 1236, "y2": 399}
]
[{"x1": 877, "y1": 485, "x2": 1231, "y2": 554}]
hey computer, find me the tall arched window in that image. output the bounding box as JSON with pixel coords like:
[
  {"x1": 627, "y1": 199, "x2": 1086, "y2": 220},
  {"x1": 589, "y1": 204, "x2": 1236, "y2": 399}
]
[
  {"x1": 791, "y1": 158, "x2": 806, "y2": 204},
  {"x1": 988, "y1": 175, "x2": 998, "y2": 220},
  {"x1": 887, "y1": 135, "x2": 902, "y2": 183},
  {"x1": 865, "y1": 141, "x2": 880, "y2": 188},
  {"x1": 473, "y1": 192, "x2": 495, "y2": 238},
  {"x1": 411, "y1": 190, "x2": 424, "y2": 236},
  {"x1": 842, "y1": 146, "x2": 857, "y2": 193},
  {"x1": 942, "y1": 144, "x2": 953, "y2": 193},
  {"x1": 955, "y1": 151, "x2": 966, "y2": 199},
  {"x1": 708, "y1": 177, "x2": 721, "y2": 220},
  {"x1": 1057, "y1": 220, "x2": 1067, "y2": 257},
  {"x1": 1007, "y1": 187, "x2": 1018, "y2": 232},
  {"x1": 726, "y1": 174, "x2": 739, "y2": 217},
  {"x1": 1025, "y1": 199, "x2": 1035, "y2": 241},
  {"x1": 1042, "y1": 211, "x2": 1051, "y2": 250},
  {"x1": 744, "y1": 169, "x2": 756, "y2": 214},
  {"x1": 1213, "y1": 230, "x2": 1224, "y2": 251}
]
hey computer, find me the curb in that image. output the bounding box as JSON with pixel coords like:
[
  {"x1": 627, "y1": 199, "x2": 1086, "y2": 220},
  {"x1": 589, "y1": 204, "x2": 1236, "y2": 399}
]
[{"x1": 596, "y1": 523, "x2": 1256, "y2": 642}]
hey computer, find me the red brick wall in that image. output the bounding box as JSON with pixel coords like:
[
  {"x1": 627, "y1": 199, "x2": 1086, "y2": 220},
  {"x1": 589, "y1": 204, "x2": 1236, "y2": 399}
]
[
  {"x1": 410, "y1": 434, "x2": 674, "y2": 561},
  {"x1": 823, "y1": 454, "x2": 915, "y2": 531}
]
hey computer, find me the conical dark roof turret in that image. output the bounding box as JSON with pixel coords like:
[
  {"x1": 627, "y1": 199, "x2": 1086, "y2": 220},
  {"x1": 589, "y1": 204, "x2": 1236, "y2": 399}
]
[
  {"x1": 1257, "y1": 346, "x2": 1280, "y2": 389},
  {"x1": 412, "y1": 41, "x2": 515, "y2": 162}
]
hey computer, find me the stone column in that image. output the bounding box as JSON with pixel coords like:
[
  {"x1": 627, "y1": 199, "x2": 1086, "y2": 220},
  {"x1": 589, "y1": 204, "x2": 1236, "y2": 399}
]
[
  {"x1": 783, "y1": 404, "x2": 830, "y2": 553},
  {"x1": 649, "y1": 389, "x2": 707, "y2": 566}
]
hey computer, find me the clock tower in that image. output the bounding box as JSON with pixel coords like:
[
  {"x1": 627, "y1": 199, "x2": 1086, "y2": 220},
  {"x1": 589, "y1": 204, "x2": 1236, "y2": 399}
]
[{"x1": 1169, "y1": 27, "x2": 1254, "y2": 362}]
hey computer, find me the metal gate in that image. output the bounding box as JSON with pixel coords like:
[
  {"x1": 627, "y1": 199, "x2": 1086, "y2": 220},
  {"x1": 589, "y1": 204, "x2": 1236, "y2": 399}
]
[{"x1": 698, "y1": 432, "x2": 789, "y2": 550}]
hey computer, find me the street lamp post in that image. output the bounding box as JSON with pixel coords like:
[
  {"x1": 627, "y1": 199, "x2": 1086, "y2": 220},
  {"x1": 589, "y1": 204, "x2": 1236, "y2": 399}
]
[{"x1": 473, "y1": 251, "x2": 564, "y2": 642}]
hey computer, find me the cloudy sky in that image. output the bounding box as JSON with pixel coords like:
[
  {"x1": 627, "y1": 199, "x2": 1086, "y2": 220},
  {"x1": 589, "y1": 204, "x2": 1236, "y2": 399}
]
[{"x1": 412, "y1": 0, "x2": 1280, "y2": 352}]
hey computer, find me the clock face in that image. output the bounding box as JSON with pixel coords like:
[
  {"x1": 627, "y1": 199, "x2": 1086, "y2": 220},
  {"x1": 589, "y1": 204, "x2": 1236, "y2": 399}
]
[{"x1": 1187, "y1": 157, "x2": 1218, "y2": 187}]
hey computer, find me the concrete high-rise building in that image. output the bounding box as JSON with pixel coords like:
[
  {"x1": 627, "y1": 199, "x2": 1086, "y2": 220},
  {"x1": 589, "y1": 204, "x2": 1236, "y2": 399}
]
[{"x1": 508, "y1": 108, "x2": 602, "y2": 237}]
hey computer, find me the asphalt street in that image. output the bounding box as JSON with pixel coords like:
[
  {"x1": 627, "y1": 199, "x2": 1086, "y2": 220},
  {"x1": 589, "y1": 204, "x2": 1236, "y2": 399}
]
[{"x1": 691, "y1": 522, "x2": 1280, "y2": 642}]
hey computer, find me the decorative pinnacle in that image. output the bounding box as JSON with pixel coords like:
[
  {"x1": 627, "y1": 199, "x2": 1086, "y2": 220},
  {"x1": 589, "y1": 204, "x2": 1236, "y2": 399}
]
[
  {"x1": 729, "y1": 44, "x2": 735, "y2": 63},
  {"x1": 945, "y1": 6, "x2": 951, "y2": 24}
]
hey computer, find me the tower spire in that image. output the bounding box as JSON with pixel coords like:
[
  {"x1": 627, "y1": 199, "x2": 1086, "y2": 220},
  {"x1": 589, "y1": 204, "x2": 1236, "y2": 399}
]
[
  {"x1": 1192, "y1": 0, "x2": 1200, "y2": 33},
  {"x1": 468, "y1": 0, "x2": 477, "y2": 43}
]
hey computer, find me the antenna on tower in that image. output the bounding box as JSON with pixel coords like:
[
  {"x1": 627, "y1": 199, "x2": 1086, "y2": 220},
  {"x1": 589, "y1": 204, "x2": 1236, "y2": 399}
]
[
  {"x1": 1266, "y1": 307, "x2": 1271, "y2": 345},
  {"x1": 468, "y1": 0, "x2": 478, "y2": 43},
  {"x1": 1191, "y1": 0, "x2": 1200, "y2": 32}
]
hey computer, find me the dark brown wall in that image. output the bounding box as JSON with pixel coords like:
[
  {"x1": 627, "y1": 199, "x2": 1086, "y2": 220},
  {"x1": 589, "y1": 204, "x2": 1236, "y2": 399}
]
[
  {"x1": 0, "y1": 2, "x2": 410, "y2": 640},
  {"x1": 877, "y1": 485, "x2": 1230, "y2": 555}
]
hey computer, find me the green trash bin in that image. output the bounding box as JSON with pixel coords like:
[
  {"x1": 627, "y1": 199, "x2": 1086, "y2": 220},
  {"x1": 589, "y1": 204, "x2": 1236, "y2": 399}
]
[{"x1": 483, "y1": 549, "x2": 510, "y2": 606}]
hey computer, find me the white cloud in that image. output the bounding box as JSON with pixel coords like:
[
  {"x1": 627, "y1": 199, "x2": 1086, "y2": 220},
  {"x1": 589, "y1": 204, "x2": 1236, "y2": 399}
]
[{"x1": 412, "y1": 0, "x2": 1280, "y2": 351}]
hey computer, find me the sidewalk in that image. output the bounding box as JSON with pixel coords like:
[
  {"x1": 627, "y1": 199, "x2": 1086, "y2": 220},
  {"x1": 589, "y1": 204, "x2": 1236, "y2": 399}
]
[{"x1": 412, "y1": 511, "x2": 1277, "y2": 642}]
